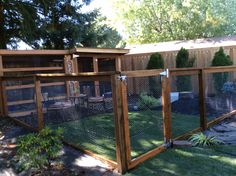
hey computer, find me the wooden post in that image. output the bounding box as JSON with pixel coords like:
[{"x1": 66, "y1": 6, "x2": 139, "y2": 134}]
[
  {"x1": 64, "y1": 55, "x2": 72, "y2": 97},
  {"x1": 0, "y1": 55, "x2": 8, "y2": 116},
  {"x1": 161, "y1": 71, "x2": 172, "y2": 143},
  {"x1": 115, "y1": 56, "x2": 122, "y2": 72},
  {"x1": 198, "y1": 69, "x2": 207, "y2": 130},
  {"x1": 93, "y1": 56, "x2": 100, "y2": 96},
  {"x1": 34, "y1": 77, "x2": 44, "y2": 131},
  {"x1": 111, "y1": 74, "x2": 129, "y2": 174}
]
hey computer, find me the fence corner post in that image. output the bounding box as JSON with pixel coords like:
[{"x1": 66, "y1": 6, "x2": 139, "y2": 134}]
[
  {"x1": 111, "y1": 74, "x2": 130, "y2": 174},
  {"x1": 34, "y1": 76, "x2": 44, "y2": 131},
  {"x1": 198, "y1": 69, "x2": 207, "y2": 130},
  {"x1": 161, "y1": 70, "x2": 172, "y2": 145}
]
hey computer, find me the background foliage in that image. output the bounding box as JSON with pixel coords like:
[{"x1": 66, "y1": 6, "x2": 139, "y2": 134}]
[
  {"x1": 111, "y1": 0, "x2": 236, "y2": 44},
  {"x1": 0, "y1": 0, "x2": 121, "y2": 49},
  {"x1": 212, "y1": 47, "x2": 233, "y2": 93}
]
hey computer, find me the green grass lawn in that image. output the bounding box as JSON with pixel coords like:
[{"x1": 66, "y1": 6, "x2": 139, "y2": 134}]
[
  {"x1": 125, "y1": 145, "x2": 236, "y2": 176},
  {"x1": 50, "y1": 110, "x2": 199, "y2": 161}
]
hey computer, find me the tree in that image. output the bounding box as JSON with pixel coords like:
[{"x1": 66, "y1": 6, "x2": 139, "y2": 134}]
[
  {"x1": 0, "y1": 0, "x2": 122, "y2": 49},
  {"x1": 146, "y1": 53, "x2": 164, "y2": 98},
  {"x1": 112, "y1": 0, "x2": 236, "y2": 44},
  {"x1": 176, "y1": 48, "x2": 195, "y2": 91},
  {"x1": 0, "y1": 0, "x2": 39, "y2": 49},
  {"x1": 212, "y1": 47, "x2": 233, "y2": 93}
]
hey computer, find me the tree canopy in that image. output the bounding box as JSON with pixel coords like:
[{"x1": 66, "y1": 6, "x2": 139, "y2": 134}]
[
  {"x1": 112, "y1": 0, "x2": 236, "y2": 44},
  {"x1": 0, "y1": 0, "x2": 121, "y2": 49}
]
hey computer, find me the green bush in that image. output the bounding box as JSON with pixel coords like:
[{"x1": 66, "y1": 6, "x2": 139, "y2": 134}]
[
  {"x1": 146, "y1": 53, "x2": 164, "y2": 98},
  {"x1": 212, "y1": 47, "x2": 233, "y2": 93},
  {"x1": 17, "y1": 127, "x2": 63, "y2": 171},
  {"x1": 189, "y1": 132, "x2": 222, "y2": 147},
  {"x1": 176, "y1": 48, "x2": 195, "y2": 91},
  {"x1": 138, "y1": 92, "x2": 161, "y2": 109}
]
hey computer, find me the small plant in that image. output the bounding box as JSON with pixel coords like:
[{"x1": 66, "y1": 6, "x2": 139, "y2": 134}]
[
  {"x1": 17, "y1": 126, "x2": 63, "y2": 172},
  {"x1": 176, "y1": 48, "x2": 195, "y2": 92},
  {"x1": 189, "y1": 132, "x2": 222, "y2": 147},
  {"x1": 147, "y1": 52, "x2": 164, "y2": 98},
  {"x1": 212, "y1": 47, "x2": 233, "y2": 93},
  {"x1": 138, "y1": 92, "x2": 161, "y2": 109}
]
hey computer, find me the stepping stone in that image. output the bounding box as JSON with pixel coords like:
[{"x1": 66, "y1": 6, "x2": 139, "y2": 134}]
[
  {"x1": 212, "y1": 125, "x2": 232, "y2": 132},
  {"x1": 173, "y1": 140, "x2": 192, "y2": 147}
]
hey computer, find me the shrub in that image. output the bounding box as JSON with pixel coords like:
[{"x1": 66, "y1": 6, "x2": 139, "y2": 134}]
[
  {"x1": 189, "y1": 132, "x2": 222, "y2": 147},
  {"x1": 146, "y1": 53, "x2": 164, "y2": 98},
  {"x1": 17, "y1": 127, "x2": 63, "y2": 171},
  {"x1": 212, "y1": 47, "x2": 233, "y2": 93},
  {"x1": 138, "y1": 92, "x2": 161, "y2": 109},
  {"x1": 176, "y1": 48, "x2": 195, "y2": 91}
]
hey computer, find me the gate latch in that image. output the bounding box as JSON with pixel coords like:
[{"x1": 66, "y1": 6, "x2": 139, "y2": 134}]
[{"x1": 160, "y1": 69, "x2": 169, "y2": 78}]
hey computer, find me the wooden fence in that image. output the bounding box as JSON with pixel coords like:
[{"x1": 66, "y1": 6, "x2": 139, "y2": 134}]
[{"x1": 121, "y1": 45, "x2": 236, "y2": 95}]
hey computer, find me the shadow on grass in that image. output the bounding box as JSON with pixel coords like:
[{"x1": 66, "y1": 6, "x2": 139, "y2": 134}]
[{"x1": 125, "y1": 146, "x2": 236, "y2": 176}]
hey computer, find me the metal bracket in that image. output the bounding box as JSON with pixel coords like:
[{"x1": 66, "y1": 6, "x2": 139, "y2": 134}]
[
  {"x1": 117, "y1": 75, "x2": 127, "y2": 81},
  {"x1": 164, "y1": 138, "x2": 173, "y2": 148},
  {"x1": 160, "y1": 69, "x2": 169, "y2": 78}
]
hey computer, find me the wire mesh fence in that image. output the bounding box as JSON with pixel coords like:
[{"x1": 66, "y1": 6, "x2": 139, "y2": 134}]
[
  {"x1": 126, "y1": 75, "x2": 164, "y2": 159},
  {"x1": 39, "y1": 78, "x2": 117, "y2": 161},
  {"x1": 205, "y1": 71, "x2": 236, "y2": 123},
  {"x1": 170, "y1": 74, "x2": 200, "y2": 138},
  {"x1": 4, "y1": 78, "x2": 38, "y2": 129}
]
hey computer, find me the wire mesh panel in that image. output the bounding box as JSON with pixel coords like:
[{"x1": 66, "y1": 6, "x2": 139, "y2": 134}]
[
  {"x1": 126, "y1": 76, "x2": 164, "y2": 159},
  {"x1": 5, "y1": 79, "x2": 38, "y2": 128},
  {"x1": 46, "y1": 79, "x2": 116, "y2": 161},
  {"x1": 170, "y1": 74, "x2": 200, "y2": 138},
  {"x1": 205, "y1": 71, "x2": 236, "y2": 123}
]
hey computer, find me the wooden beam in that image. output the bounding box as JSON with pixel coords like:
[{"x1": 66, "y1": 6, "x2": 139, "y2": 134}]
[
  {"x1": 64, "y1": 55, "x2": 72, "y2": 97},
  {"x1": 8, "y1": 116, "x2": 37, "y2": 131},
  {"x1": 111, "y1": 74, "x2": 128, "y2": 174},
  {"x1": 0, "y1": 78, "x2": 4, "y2": 116},
  {"x1": 63, "y1": 140, "x2": 117, "y2": 169},
  {"x1": 6, "y1": 82, "x2": 65, "y2": 90},
  {"x1": 0, "y1": 55, "x2": 3, "y2": 76},
  {"x1": 161, "y1": 73, "x2": 172, "y2": 143},
  {"x1": 203, "y1": 65, "x2": 236, "y2": 73},
  {"x1": 207, "y1": 110, "x2": 236, "y2": 128},
  {"x1": 122, "y1": 69, "x2": 163, "y2": 78},
  {"x1": 0, "y1": 49, "x2": 70, "y2": 56},
  {"x1": 93, "y1": 57, "x2": 100, "y2": 96},
  {"x1": 73, "y1": 47, "x2": 129, "y2": 55},
  {"x1": 128, "y1": 145, "x2": 166, "y2": 170},
  {"x1": 3, "y1": 66, "x2": 63, "y2": 72},
  {"x1": 7, "y1": 95, "x2": 66, "y2": 106},
  {"x1": 198, "y1": 69, "x2": 207, "y2": 130},
  {"x1": 115, "y1": 56, "x2": 122, "y2": 72},
  {"x1": 34, "y1": 77, "x2": 44, "y2": 130},
  {"x1": 1, "y1": 79, "x2": 8, "y2": 116},
  {"x1": 120, "y1": 78, "x2": 131, "y2": 164}
]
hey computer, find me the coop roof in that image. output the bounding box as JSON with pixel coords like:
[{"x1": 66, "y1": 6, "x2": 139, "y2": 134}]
[{"x1": 126, "y1": 35, "x2": 236, "y2": 55}]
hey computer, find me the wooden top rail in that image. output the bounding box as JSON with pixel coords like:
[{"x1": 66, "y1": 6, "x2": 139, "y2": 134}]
[
  {"x1": 3, "y1": 67, "x2": 63, "y2": 72},
  {"x1": 169, "y1": 68, "x2": 201, "y2": 76},
  {"x1": 121, "y1": 69, "x2": 163, "y2": 77},
  {"x1": 203, "y1": 65, "x2": 236, "y2": 73}
]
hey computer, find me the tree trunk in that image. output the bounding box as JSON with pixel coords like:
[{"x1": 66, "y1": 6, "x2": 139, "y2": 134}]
[{"x1": 0, "y1": 1, "x2": 7, "y2": 49}]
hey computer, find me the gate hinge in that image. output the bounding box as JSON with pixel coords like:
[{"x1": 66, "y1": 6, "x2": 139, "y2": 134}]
[
  {"x1": 117, "y1": 75, "x2": 127, "y2": 81},
  {"x1": 160, "y1": 69, "x2": 169, "y2": 78}
]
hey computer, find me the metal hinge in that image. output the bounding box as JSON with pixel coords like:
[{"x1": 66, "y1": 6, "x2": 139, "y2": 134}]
[{"x1": 160, "y1": 69, "x2": 169, "y2": 78}]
